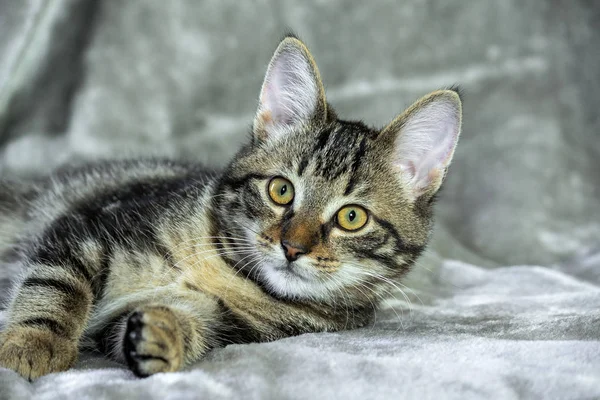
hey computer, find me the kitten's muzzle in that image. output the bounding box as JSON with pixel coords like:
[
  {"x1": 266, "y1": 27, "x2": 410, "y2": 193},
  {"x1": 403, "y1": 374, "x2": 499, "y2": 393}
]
[{"x1": 281, "y1": 240, "x2": 308, "y2": 262}]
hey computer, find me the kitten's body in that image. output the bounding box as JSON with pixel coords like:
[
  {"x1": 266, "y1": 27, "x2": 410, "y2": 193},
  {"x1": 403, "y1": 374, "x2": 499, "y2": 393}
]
[
  {"x1": 0, "y1": 36, "x2": 462, "y2": 379},
  {"x1": 1, "y1": 160, "x2": 368, "y2": 375}
]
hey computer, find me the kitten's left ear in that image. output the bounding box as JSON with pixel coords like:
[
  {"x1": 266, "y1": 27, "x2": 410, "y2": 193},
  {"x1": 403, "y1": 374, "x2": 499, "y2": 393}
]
[
  {"x1": 253, "y1": 36, "x2": 327, "y2": 142},
  {"x1": 381, "y1": 90, "x2": 462, "y2": 201}
]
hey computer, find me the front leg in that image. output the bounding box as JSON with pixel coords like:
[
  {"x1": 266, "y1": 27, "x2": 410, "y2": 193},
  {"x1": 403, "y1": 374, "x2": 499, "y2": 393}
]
[
  {"x1": 123, "y1": 305, "x2": 197, "y2": 377},
  {"x1": 0, "y1": 258, "x2": 96, "y2": 380},
  {"x1": 104, "y1": 288, "x2": 225, "y2": 377},
  {"x1": 0, "y1": 220, "x2": 108, "y2": 380}
]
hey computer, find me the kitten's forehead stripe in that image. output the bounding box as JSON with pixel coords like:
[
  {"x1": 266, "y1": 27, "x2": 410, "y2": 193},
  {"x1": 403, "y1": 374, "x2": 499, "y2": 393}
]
[
  {"x1": 343, "y1": 135, "x2": 367, "y2": 196},
  {"x1": 313, "y1": 126, "x2": 357, "y2": 180},
  {"x1": 306, "y1": 121, "x2": 376, "y2": 185},
  {"x1": 297, "y1": 157, "x2": 309, "y2": 176}
]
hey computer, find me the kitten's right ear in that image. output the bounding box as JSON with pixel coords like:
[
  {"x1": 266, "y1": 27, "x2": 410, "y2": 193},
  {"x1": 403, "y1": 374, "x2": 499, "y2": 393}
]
[
  {"x1": 380, "y1": 90, "x2": 462, "y2": 202},
  {"x1": 253, "y1": 36, "x2": 327, "y2": 142}
]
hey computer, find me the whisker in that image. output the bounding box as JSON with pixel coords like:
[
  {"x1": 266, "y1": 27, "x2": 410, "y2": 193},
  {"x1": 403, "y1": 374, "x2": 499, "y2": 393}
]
[
  {"x1": 171, "y1": 246, "x2": 254, "y2": 271},
  {"x1": 171, "y1": 242, "x2": 255, "y2": 255},
  {"x1": 337, "y1": 260, "x2": 413, "y2": 327},
  {"x1": 358, "y1": 269, "x2": 414, "y2": 314},
  {"x1": 245, "y1": 255, "x2": 267, "y2": 285},
  {"x1": 170, "y1": 235, "x2": 255, "y2": 251},
  {"x1": 395, "y1": 281, "x2": 425, "y2": 307},
  {"x1": 325, "y1": 274, "x2": 353, "y2": 330},
  {"x1": 232, "y1": 219, "x2": 261, "y2": 236},
  {"x1": 195, "y1": 249, "x2": 254, "y2": 264},
  {"x1": 223, "y1": 253, "x2": 264, "y2": 295},
  {"x1": 347, "y1": 282, "x2": 379, "y2": 329},
  {"x1": 149, "y1": 247, "x2": 255, "y2": 301}
]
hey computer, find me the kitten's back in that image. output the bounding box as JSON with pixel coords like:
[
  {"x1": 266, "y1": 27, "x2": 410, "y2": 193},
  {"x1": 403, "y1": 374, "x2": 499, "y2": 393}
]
[{"x1": 0, "y1": 159, "x2": 215, "y2": 259}]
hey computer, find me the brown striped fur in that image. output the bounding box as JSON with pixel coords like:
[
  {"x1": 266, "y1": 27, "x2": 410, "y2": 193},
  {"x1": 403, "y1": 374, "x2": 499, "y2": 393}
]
[{"x1": 0, "y1": 35, "x2": 461, "y2": 379}]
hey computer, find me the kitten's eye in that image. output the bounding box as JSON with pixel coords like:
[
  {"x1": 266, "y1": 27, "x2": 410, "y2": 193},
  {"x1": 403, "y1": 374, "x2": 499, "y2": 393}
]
[
  {"x1": 336, "y1": 205, "x2": 368, "y2": 231},
  {"x1": 268, "y1": 177, "x2": 295, "y2": 205}
]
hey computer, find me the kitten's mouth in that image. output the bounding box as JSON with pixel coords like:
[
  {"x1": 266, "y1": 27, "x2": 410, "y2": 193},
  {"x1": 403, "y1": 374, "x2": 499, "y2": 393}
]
[{"x1": 272, "y1": 262, "x2": 311, "y2": 282}]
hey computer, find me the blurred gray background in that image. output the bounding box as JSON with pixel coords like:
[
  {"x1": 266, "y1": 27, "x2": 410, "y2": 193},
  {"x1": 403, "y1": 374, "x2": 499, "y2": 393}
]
[
  {"x1": 1, "y1": 0, "x2": 599, "y2": 273},
  {"x1": 2, "y1": 3, "x2": 600, "y2": 398}
]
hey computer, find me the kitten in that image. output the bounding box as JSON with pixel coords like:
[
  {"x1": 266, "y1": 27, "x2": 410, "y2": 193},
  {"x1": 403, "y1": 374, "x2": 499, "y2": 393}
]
[{"x1": 0, "y1": 35, "x2": 462, "y2": 379}]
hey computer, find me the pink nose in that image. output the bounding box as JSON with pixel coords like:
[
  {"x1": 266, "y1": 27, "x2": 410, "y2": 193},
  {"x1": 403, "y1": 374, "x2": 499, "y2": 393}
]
[{"x1": 281, "y1": 240, "x2": 308, "y2": 262}]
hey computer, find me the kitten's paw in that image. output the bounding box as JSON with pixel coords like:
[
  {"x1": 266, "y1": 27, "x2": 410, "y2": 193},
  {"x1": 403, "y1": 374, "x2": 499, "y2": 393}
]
[
  {"x1": 124, "y1": 307, "x2": 184, "y2": 377},
  {"x1": 0, "y1": 328, "x2": 77, "y2": 380}
]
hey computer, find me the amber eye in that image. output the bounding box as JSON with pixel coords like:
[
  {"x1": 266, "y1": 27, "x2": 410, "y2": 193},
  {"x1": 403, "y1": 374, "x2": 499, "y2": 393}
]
[
  {"x1": 336, "y1": 205, "x2": 368, "y2": 231},
  {"x1": 268, "y1": 177, "x2": 295, "y2": 205}
]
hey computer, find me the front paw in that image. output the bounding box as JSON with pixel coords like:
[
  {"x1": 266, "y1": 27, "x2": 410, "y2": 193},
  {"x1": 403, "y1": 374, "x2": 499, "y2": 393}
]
[
  {"x1": 124, "y1": 307, "x2": 184, "y2": 377},
  {"x1": 0, "y1": 328, "x2": 78, "y2": 380}
]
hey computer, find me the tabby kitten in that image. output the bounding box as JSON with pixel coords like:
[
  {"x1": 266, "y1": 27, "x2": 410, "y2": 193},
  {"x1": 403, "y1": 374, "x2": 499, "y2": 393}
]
[{"x1": 0, "y1": 35, "x2": 461, "y2": 380}]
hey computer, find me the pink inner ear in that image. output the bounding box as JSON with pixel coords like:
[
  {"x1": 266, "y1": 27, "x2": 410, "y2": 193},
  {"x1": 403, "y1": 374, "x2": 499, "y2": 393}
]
[
  {"x1": 402, "y1": 160, "x2": 417, "y2": 181},
  {"x1": 257, "y1": 48, "x2": 319, "y2": 135},
  {"x1": 261, "y1": 65, "x2": 285, "y2": 124},
  {"x1": 394, "y1": 99, "x2": 460, "y2": 197}
]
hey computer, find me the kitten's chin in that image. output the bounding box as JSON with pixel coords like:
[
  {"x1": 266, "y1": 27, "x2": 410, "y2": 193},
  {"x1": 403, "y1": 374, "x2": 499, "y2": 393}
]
[
  {"x1": 273, "y1": 262, "x2": 312, "y2": 282},
  {"x1": 257, "y1": 261, "x2": 331, "y2": 301}
]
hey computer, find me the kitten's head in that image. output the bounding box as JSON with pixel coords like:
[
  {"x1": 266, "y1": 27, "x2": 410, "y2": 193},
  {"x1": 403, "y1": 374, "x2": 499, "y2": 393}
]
[{"x1": 214, "y1": 36, "x2": 461, "y2": 303}]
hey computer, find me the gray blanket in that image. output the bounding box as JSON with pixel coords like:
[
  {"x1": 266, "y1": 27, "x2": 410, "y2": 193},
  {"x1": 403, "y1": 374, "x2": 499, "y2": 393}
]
[{"x1": 1, "y1": 1, "x2": 599, "y2": 399}]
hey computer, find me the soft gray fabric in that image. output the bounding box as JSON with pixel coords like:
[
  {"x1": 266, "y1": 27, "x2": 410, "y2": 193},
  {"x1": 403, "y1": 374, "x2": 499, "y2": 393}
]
[
  {"x1": 1, "y1": 260, "x2": 599, "y2": 400},
  {"x1": 1, "y1": 1, "x2": 599, "y2": 399}
]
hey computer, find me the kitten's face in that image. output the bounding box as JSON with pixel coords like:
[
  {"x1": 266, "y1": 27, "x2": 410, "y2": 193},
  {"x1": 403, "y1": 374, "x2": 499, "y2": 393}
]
[
  {"x1": 213, "y1": 37, "x2": 461, "y2": 303},
  {"x1": 218, "y1": 122, "x2": 431, "y2": 301}
]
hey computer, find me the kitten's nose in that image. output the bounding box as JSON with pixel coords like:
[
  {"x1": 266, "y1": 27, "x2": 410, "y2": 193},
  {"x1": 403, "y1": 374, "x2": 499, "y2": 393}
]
[{"x1": 281, "y1": 240, "x2": 308, "y2": 262}]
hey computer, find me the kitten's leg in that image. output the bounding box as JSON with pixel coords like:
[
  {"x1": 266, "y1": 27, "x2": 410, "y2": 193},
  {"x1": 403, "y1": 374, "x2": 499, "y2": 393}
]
[
  {"x1": 123, "y1": 305, "x2": 193, "y2": 376},
  {"x1": 0, "y1": 245, "x2": 98, "y2": 379},
  {"x1": 102, "y1": 289, "x2": 221, "y2": 377}
]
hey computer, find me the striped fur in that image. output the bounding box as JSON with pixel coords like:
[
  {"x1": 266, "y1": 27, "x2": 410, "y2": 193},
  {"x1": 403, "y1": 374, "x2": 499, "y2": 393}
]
[{"x1": 0, "y1": 36, "x2": 461, "y2": 379}]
